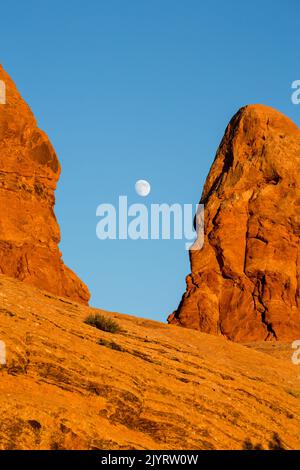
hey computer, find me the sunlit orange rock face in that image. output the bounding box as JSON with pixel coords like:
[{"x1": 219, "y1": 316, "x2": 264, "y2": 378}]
[
  {"x1": 169, "y1": 105, "x2": 300, "y2": 341},
  {"x1": 1, "y1": 274, "x2": 300, "y2": 450},
  {"x1": 0, "y1": 65, "x2": 90, "y2": 304}
]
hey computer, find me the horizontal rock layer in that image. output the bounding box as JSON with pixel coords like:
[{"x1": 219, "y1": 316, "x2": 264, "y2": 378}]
[{"x1": 0, "y1": 275, "x2": 299, "y2": 449}]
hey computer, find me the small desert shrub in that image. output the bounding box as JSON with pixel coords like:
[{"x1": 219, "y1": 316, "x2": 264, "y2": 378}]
[
  {"x1": 98, "y1": 338, "x2": 124, "y2": 352},
  {"x1": 84, "y1": 314, "x2": 122, "y2": 333}
]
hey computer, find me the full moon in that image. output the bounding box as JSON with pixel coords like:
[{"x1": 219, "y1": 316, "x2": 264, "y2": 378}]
[{"x1": 135, "y1": 179, "x2": 151, "y2": 197}]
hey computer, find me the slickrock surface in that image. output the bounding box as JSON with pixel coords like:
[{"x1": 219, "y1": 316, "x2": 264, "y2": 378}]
[
  {"x1": 169, "y1": 105, "x2": 300, "y2": 341},
  {"x1": 0, "y1": 274, "x2": 300, "y2": 450},
  {"x1": 0, "y1": 65, "x2": 89, "y2": 304}
]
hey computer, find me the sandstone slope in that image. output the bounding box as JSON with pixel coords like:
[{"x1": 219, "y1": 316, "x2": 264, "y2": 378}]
[
  {"x1": 0, "y1": 64, "x2": 89, "y2": 304},
  {"x1": 0, "y1": 274, "x2": 300, "y2": 450},
  {"x1": 169, "y1": 105, "x2": 300, "y2": 341}
]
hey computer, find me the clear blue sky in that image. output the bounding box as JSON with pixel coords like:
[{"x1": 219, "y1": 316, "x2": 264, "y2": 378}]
[{"x1": 1, "y1": 0, "x2": 299, "y2": 321}]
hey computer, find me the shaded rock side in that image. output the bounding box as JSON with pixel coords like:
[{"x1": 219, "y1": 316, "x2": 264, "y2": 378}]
[
  {"x1": 169, "y1": 104, "x2": 300, "y2": 341},
  {"x1": 0, "y1": 64, "x2": 90, "y2": 304}
]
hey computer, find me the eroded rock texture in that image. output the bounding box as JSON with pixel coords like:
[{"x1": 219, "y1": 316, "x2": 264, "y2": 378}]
[
  {"x1": 0, "y1": 64, "x2": 90, "y2": 304},
  {"x1": 1, "y1": 274, "x2": 300, "y2": 449},
  {"x1": 169, "y1": 105, "x2": 300, "y2": 341}
]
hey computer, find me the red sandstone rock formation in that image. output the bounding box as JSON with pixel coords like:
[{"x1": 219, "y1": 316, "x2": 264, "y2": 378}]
[
  {"x1": 1, "y1": 274, "x2": 300, "y2": 450},
  {"x1": 169, "y1": 104, "x2": 300, "y2": 341},
  {"x1": 0, "y1": 64, "x2": 90, "y2": 304}
]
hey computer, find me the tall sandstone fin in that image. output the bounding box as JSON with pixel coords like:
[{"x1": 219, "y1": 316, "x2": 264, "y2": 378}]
[
  {"x1": 169, "y1": 104, "x2": 300, "y2": 341},
  {"x1": 0, "y1": 64, "x2": 90, "y2": 304}
]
